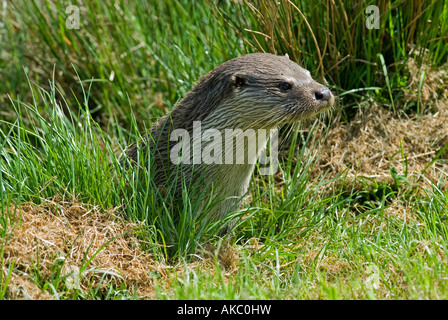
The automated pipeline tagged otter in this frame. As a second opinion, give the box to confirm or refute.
[122,53,334,233]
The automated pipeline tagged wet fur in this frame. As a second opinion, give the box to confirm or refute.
[123,53,334,232]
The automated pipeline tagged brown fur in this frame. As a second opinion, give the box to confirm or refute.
[122,53,334,232]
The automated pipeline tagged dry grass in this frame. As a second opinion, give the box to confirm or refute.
[313,60,448,192]
[1,199,161,299]
[1,198,243,299]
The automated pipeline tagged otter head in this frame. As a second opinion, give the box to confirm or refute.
[172,53,334,131]
[223,53,334,128]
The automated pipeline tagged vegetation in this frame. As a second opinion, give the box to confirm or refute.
[0,0,447,299]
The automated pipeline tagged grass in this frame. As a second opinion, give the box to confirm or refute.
[219,0,448,117]
[1,0,448,300]
[1,0,241,128]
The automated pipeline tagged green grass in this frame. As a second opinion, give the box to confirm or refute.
[1,0,242,128]
[219,0,448,117]
[0,77,228,260]
[1,0,448,300]
[3,0,447,125]
[1,80,447,299]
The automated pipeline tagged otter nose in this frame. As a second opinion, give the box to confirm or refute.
[314,88,332,101]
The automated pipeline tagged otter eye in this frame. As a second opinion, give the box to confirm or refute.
[279,82,292,91]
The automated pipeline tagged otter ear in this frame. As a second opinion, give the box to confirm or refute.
[231,73,248,88]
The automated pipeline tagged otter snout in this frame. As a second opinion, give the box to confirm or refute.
[314,88,332,102]
[310,84,335,112]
